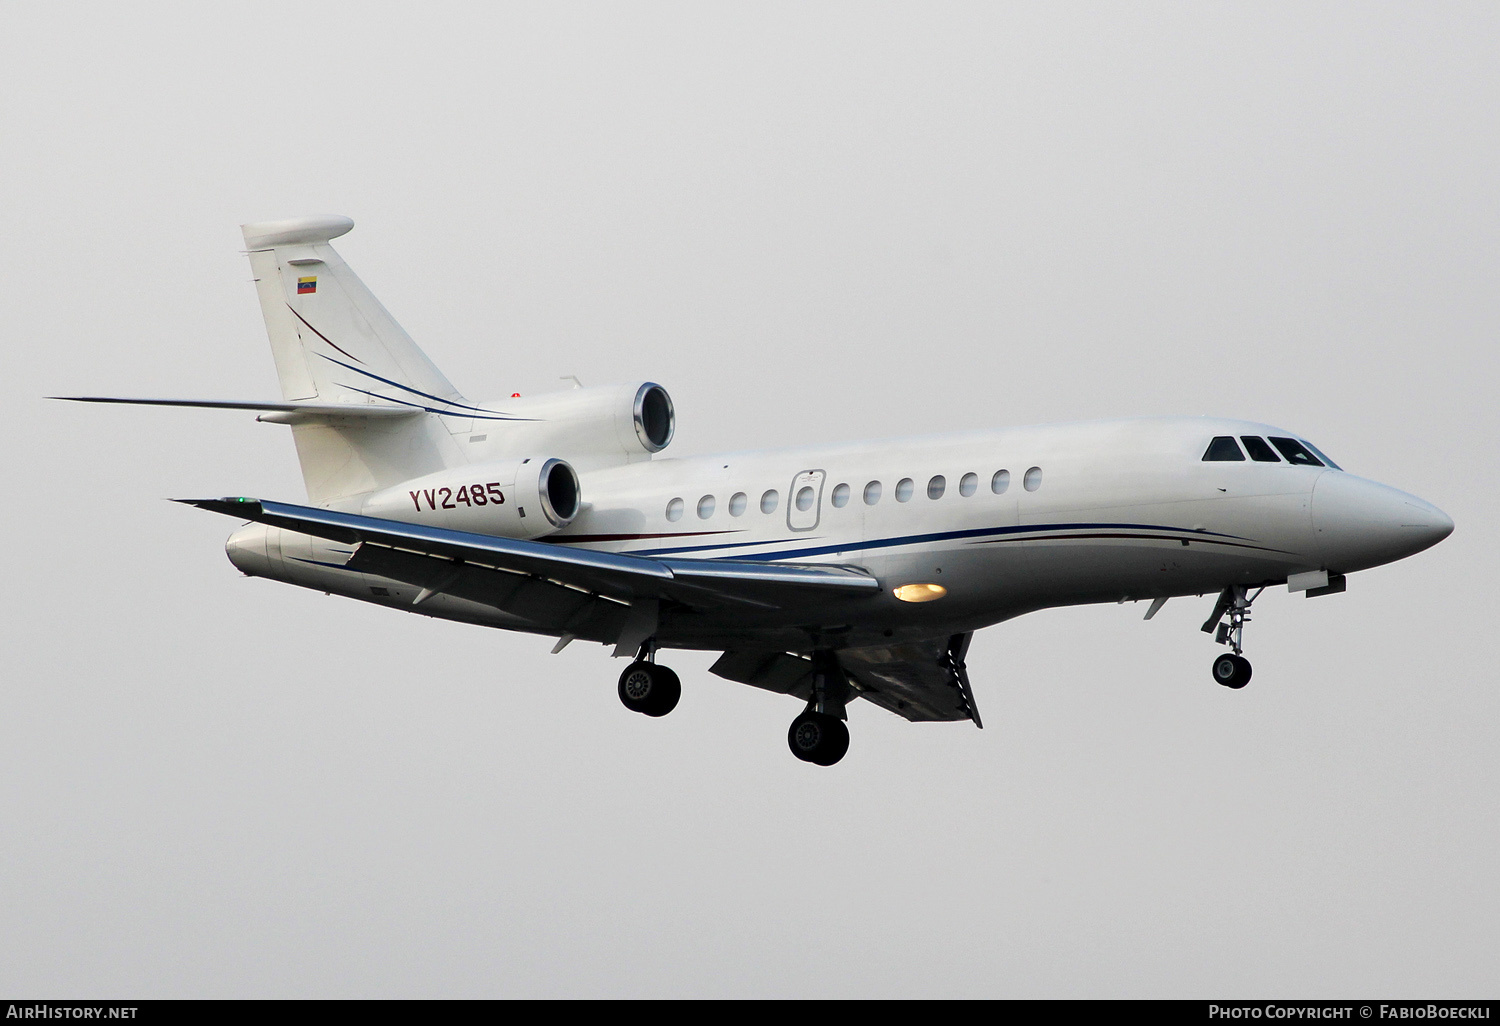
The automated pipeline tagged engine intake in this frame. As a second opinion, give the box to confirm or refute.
[538,458,580,524]
[634,383,674,452]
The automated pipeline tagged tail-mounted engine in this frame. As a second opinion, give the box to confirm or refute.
[362,457,580,540]
[480,381,674,465]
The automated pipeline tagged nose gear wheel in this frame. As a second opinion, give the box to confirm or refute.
[1213,652,1252,689]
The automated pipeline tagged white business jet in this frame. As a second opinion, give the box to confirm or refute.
[59,216,1454,766]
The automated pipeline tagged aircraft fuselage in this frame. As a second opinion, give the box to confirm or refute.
[225,415,1451,653]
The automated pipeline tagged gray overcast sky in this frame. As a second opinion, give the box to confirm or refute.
[2,2,1496,998]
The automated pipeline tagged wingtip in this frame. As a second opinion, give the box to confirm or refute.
[173,496,264,515]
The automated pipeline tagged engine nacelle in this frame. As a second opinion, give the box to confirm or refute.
[362,457,580,540]
[477,381,674,464]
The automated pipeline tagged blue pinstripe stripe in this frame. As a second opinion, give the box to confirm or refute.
[316,354,532,419]
[626,522,1245,562]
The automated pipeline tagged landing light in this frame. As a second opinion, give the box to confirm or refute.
[893,583,947,603]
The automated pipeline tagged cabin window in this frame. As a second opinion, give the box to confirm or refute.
[863,481,882,505]
[729,492,748,516]
[1202,436,1246,461]
[1268,437,1325,467]
[895,478,914,502]
[1240,436,1281,463]
[666,497,684,522]
[760,489,779,514]
[1024,466,1043,492]
[959,472,978,497]
[697,495,716,519]
[795,486,815,511]
[927,475,946,499]
[992,469,1010,494]
[831,483,850,508]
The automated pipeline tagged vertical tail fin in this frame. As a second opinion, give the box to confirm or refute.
[242,215,463,406]
[241,216,470,504]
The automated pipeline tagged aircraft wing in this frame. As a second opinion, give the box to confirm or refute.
[182,497,881,621]
[187,497,978,725]
[840,634,983,725]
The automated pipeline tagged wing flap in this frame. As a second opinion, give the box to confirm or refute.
[347,543,629,642]
[709,650,816,698]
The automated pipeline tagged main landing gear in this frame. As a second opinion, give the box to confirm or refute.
[788,711,849,767]
[787,652,851,766]
[613,641,852,765]
[617,641,680,717]
[1201,585,1263,689]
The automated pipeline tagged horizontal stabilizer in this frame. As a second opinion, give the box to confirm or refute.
[52,396,421,421]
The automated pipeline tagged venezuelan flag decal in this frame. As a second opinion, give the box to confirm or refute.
[297,276,317,294]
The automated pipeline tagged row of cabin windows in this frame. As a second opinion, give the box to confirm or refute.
[665,466,1044,522]
[1202,435,1340,469]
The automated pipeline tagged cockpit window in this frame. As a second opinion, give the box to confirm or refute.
[1203,436,1245,461]
[1300,440,1342,470]
[1240,436,1281,463]
[1268,437,1325,467]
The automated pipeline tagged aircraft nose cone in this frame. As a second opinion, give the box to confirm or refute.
[1312,472,1454,573]
[1403,497,1455,546]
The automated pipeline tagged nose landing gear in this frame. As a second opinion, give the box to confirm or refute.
[1202,585,1263,688]
[1212,652,1252,689]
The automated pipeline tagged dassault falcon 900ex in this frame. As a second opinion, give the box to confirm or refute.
[59,216,1455,766]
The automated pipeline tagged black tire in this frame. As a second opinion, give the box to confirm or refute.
[648,665,681,716]
[1212,653,1252,689]
[787,711,850,766]
[618,661,681,716]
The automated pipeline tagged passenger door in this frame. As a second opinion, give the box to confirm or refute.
[787,469,826,532]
